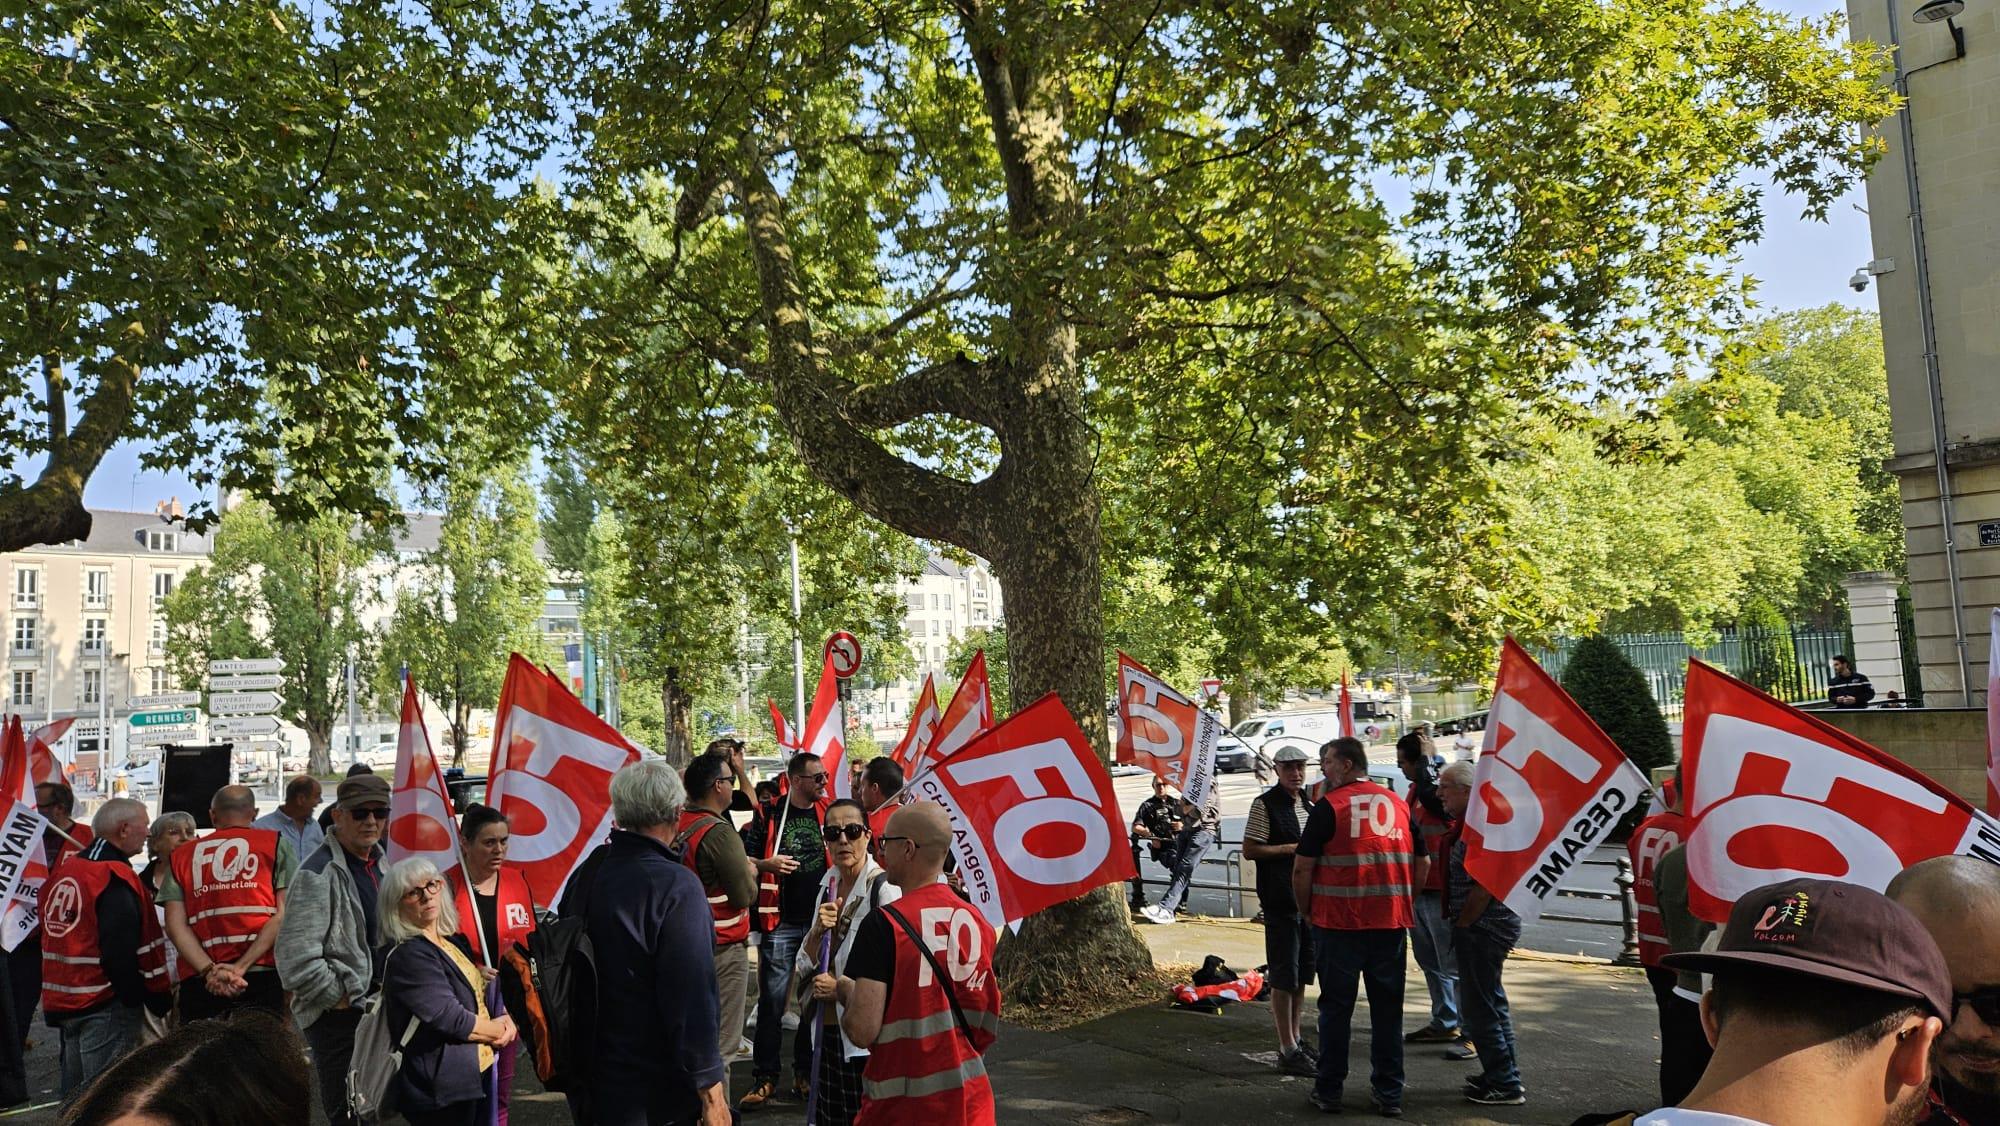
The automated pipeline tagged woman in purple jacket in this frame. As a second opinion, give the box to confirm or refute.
[379,858,517,1126]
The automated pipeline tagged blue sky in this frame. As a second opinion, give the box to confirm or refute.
[78,0,1873,513]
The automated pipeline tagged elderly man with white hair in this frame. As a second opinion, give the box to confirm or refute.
[569,757,730,1126]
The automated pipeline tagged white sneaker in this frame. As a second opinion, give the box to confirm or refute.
[1142,905,1175,926]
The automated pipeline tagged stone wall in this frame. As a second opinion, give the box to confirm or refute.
[1816,707,1987,806]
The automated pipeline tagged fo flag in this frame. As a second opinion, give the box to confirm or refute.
[0,717,55,952]
[769,699,798,754]
[486,655,642,907]
[801,651,848,800]
[1987,609,1999,814]
[1114,654,1220,810]
[911,652,994,781]
[388,682,462,883]
[1460,639,1654,923]
[906,694,1136,930]
[1683,659,2000,923]
[1337,675,1355,740]
[890,674,941,774]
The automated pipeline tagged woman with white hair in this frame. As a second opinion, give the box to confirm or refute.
[378,857,516,1126]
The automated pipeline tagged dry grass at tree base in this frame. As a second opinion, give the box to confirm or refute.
[1005,961,1198,1032]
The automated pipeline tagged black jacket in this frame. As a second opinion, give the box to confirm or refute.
[382,933,504,1112]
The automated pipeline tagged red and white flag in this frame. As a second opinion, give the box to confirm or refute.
[801,651,848,800]
[387,682,462,882]
[0,717,56,952]
[769,699,798,754]
[1337,674,1355,740]
[1987,609,1999,814]
[1460,639,1654,923]
[904,693,1137,930]
[485,654,642,907]
[1115,654,1220,810]
[1683,659,2000,923]
[27,719,73,788]
[889,674,941,774]
[911,651,994,780]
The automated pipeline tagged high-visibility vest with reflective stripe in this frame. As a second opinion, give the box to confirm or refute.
[856,882,1001,1126]
[1307,780,1417,931]
[1406,784,1455,893]
[675,810,750,947]
[1627,810,1688,968]
[167,827,281,978]
[41,852,170,1015]
[449,865,537,966]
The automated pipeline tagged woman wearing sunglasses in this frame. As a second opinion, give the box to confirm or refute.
[795,799,900,1126]
[379,857,518,1126]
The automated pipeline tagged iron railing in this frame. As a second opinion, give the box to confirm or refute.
[1536,623,1855,722]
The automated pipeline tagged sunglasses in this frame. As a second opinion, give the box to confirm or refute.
[403,879,445,902]
[825,824,869,842]
[1954,987,2000,1027]
[804,772,830,785]
[350,806,390,821]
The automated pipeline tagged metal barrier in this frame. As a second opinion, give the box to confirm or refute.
[1133,841,1643,967]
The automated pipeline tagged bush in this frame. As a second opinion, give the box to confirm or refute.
[1558,635,1677,774]
[1735,598,1797,698]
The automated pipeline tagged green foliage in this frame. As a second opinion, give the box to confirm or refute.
[1734,598,1797,696]
[160,500,381,773]
[541,455,599,578]
[1557,635,1676,773]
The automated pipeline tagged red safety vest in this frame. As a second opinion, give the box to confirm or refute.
[674,810,750,948]
[1627,810,1689,969]
[1307,780,1417,931]
[167,827,281,978]
[1406,784,1455,894]
[867,802,895,841]
[856,882,1001,1126]
[41,852,170,1015]
[47,822,93,869]
[449,865,538,966]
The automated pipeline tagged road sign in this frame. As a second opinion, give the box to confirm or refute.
[208,674,284,692]
[208,658,285,676]
[130,727,197,746]
[129,709,199,728]
[129,692,200,710]
[1199,678,1223,701]
[210,716,282,738]
[825,631,863,679]
[235,739,286,753]
[209,691,281,715]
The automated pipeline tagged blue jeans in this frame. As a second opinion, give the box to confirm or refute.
[1155,828,1213,914]
[1455,927,1521,1093]
[1313,927,1406,1107]
[753,923,812,1081]
[57,1003,140,1097]
[1410,891,1460,1030]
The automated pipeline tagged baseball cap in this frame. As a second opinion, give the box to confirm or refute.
[336,773,391,811]
[1273,746,1311,765]
[1660,878,1952,1020]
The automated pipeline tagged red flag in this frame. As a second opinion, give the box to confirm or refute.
[485,655,642,907]
[801,651,848,800]
[1459,639,1654,923]
[912,651,993,780]
[0,717,55,952]
[1114,654,1220,809]
[1987,609,1999,814]
[769,699,798,753]
[1338,674,1355,740]
[889,674,941,774]
[388,682,462,880]
[904,693,1137,930]
[1682,659,2000,923]
[27,719,73,788]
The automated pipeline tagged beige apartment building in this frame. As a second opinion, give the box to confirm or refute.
[1848,0,2000,706]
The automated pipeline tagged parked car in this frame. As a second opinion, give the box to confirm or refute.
[442,771,488,814]
[109,759,162,791]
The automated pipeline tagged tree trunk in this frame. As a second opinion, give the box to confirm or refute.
[1228,686,1260,726]
[662,667,693,768]
[307,726,332,777]
[451,699,471,770]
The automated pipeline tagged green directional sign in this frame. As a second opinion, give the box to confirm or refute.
[130,709,198,728]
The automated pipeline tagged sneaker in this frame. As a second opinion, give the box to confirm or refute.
[1307,1090,1344,1114]
[1370,1096,1403,1118]
[1404,1023,1458,1043]
[1467,1087,1527,1106]
[1444,1037,1479,1061]
[1141,905,1176,925]
[738,1080,779,1111]
[1463,1079,1530,1099]
[1298,1041,1321,1064]
[1279,1048,1318,1077]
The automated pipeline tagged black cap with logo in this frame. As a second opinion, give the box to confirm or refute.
[1660,877,1953,1020]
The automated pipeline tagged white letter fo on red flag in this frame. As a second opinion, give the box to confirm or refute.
[1460,639,1652,924]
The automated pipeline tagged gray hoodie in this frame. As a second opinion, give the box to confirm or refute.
[275,839,382,1029]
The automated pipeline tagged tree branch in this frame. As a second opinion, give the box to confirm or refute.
[0,320,144,552]
[841,354,994,430]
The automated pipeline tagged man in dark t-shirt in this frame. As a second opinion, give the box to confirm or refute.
[737,753,829,1108]
[1244,745,1317,1075]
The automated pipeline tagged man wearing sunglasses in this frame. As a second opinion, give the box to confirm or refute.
[278,773,391,1126]
[739,752,830,1111]
[1889,856,2000,1126]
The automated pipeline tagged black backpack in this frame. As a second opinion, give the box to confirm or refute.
[500,853,603,1100]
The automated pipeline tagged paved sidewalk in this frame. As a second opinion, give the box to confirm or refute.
[989,917,1662,1125]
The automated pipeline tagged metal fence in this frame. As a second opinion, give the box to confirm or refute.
[1536,622,1855,722]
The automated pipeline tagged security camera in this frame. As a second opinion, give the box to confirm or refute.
[1850,269,1871,292]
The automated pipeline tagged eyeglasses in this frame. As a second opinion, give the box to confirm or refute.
[804,772,830,785]
[716,774,736,787]
[350,806,390,821]
[1953,986,2000,1027]
[826,824,869,842]
[875,835,918,852]
[403,879,444,902]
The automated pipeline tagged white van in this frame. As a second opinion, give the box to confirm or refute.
[1224,702,1404,773]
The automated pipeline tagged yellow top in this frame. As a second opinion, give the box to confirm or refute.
[428,933,495,1072]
